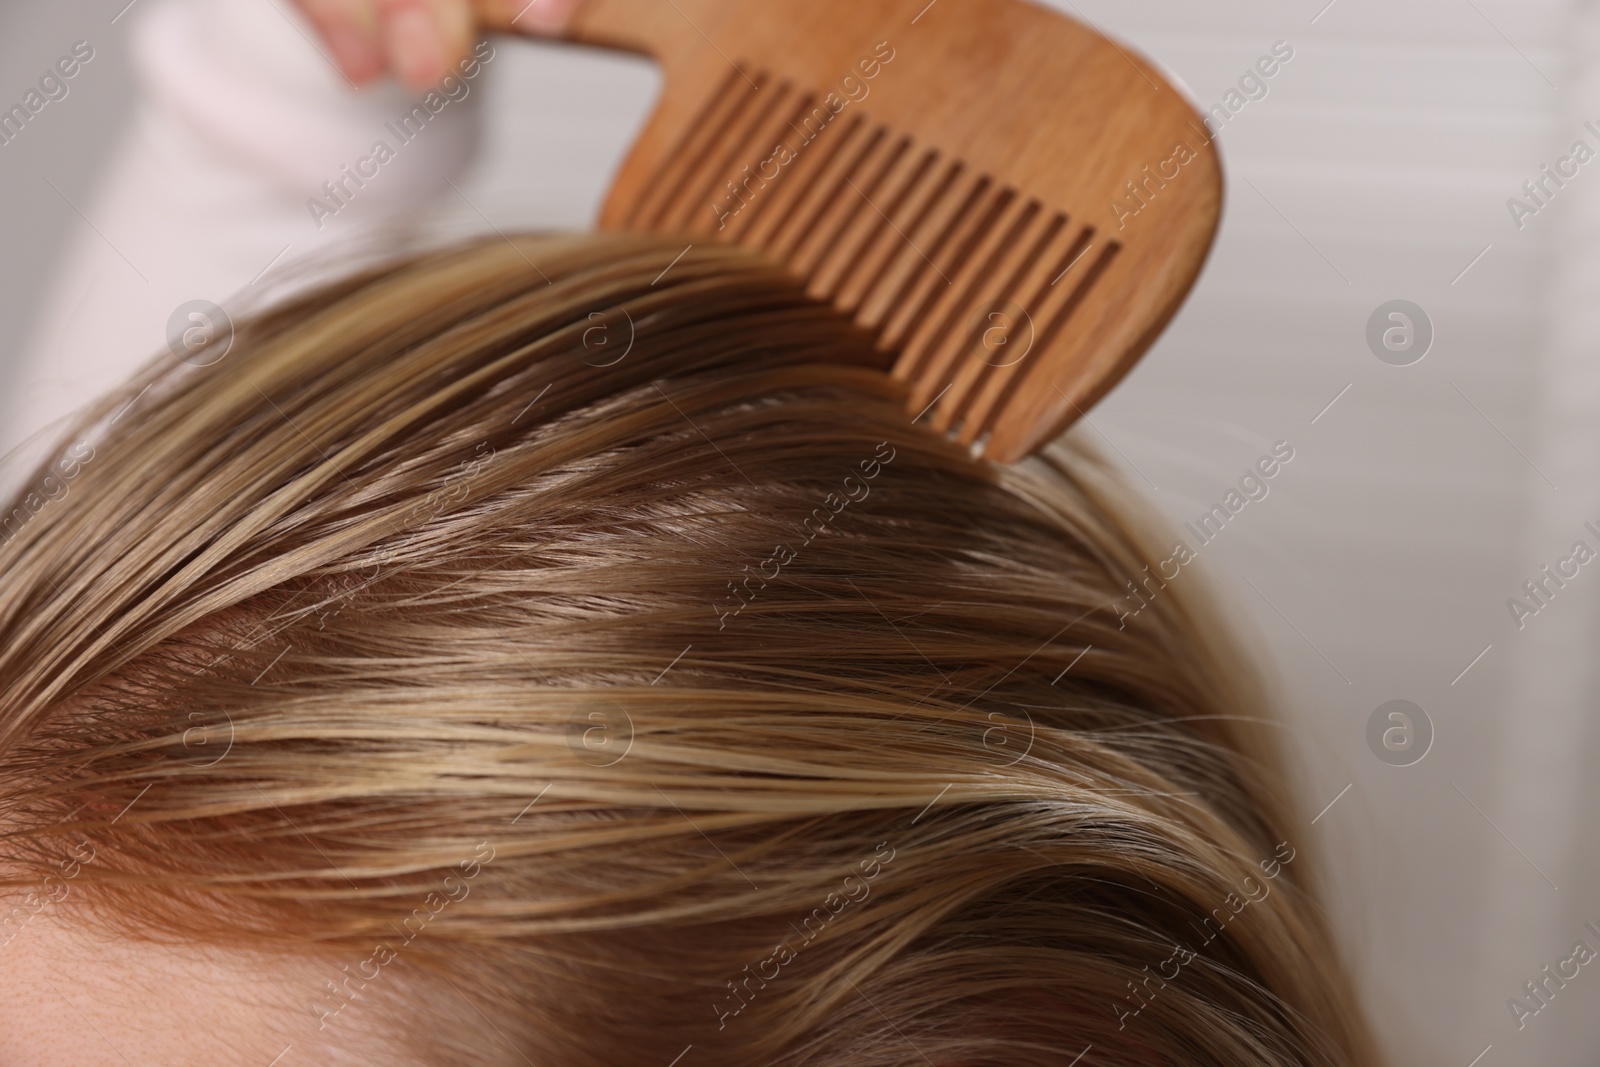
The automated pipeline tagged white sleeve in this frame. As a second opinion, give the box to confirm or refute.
[1,0,485,475]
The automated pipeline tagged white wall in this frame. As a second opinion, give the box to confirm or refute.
[0,0,135,409]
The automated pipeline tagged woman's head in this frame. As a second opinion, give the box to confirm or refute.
[0,233,1378,1065]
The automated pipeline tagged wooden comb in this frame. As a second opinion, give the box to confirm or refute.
[490,0,1221,463]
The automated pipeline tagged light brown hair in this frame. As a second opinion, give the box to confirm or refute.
[0,232,1382,1066]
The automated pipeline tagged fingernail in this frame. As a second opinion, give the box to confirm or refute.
[518,0,580,34]
[324,23,385,85]
[385,5,445,90]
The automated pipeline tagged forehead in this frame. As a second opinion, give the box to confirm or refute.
[0,898,411,1067]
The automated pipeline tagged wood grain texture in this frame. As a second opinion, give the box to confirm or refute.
[540,0,1222,462]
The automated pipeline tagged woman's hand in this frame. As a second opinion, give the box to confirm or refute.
[291,0,581,90]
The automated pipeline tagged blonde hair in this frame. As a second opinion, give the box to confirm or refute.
[0,232,1382,1066]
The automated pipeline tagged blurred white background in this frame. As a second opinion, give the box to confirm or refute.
[0,0,1594,1064]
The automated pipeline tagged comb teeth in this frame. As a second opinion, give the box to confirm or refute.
[632,65,1121,452]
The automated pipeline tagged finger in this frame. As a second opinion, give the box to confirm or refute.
[377,0,476,91]
[295,0,386,85]
[474,0,582,37]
